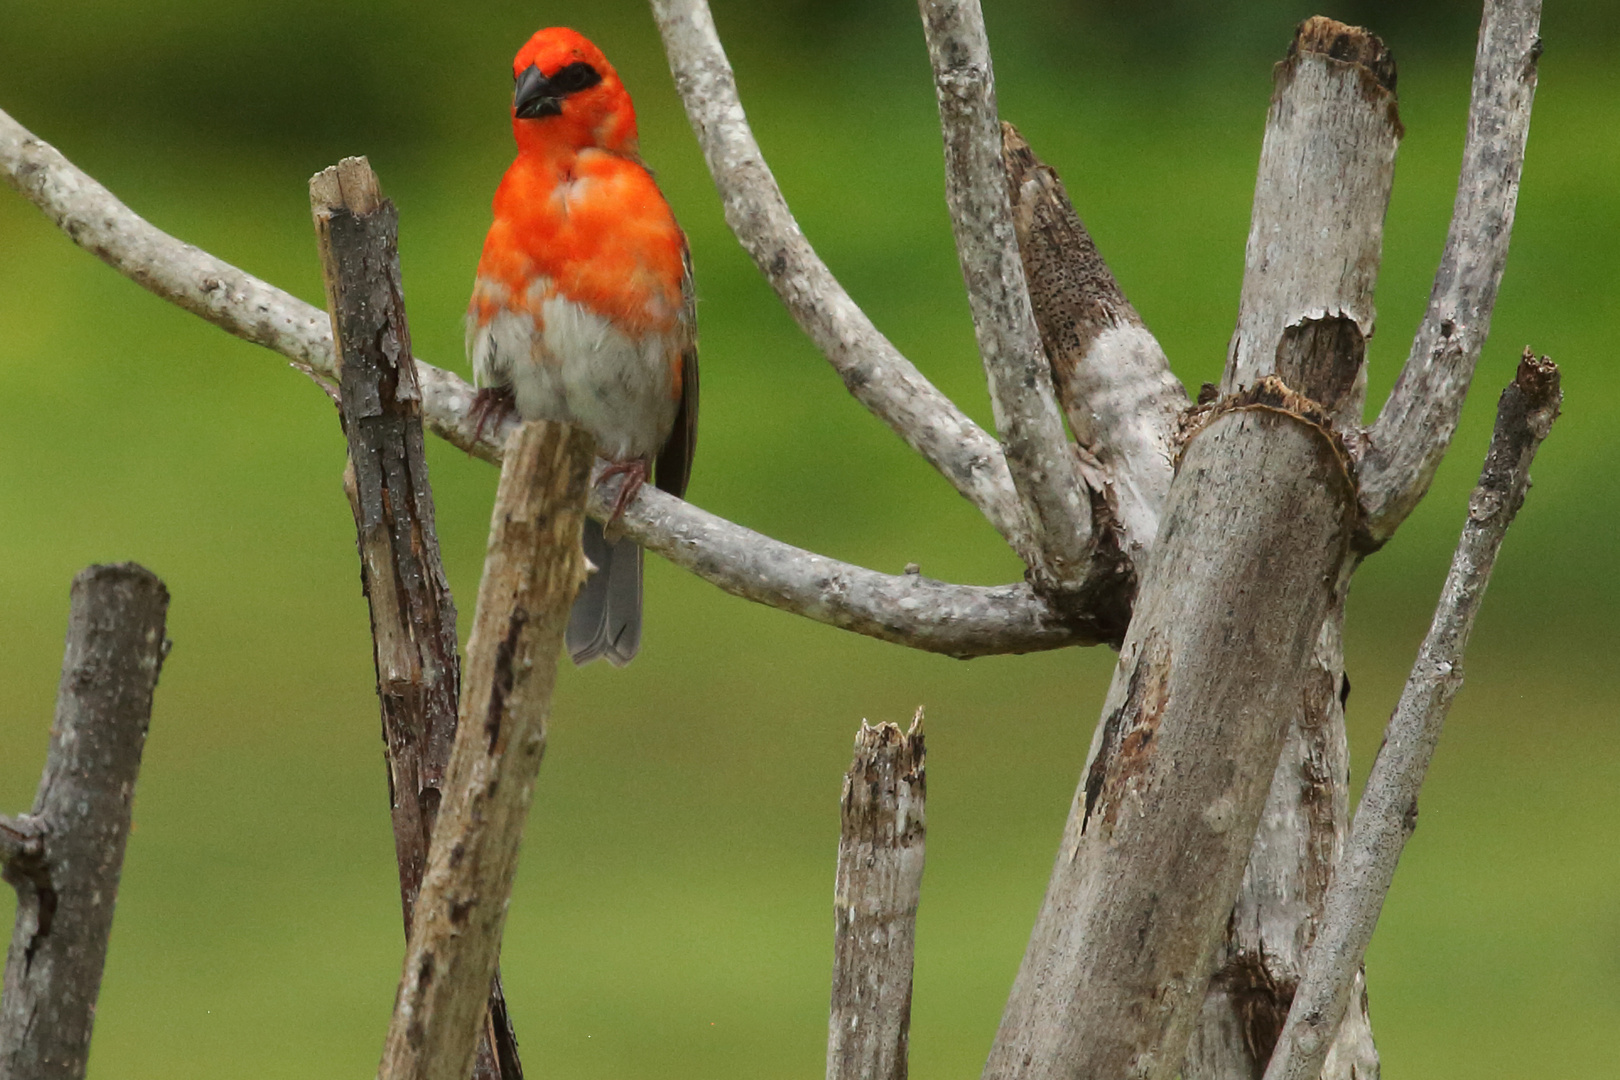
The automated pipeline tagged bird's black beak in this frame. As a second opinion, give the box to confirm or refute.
[513,64,562,119]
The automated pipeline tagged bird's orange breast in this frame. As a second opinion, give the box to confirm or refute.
[475,149,686,337]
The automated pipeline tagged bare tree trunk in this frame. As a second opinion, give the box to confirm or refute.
[827,714,926,1080]
[310,156,523,1080]
[377,420,593,1080]
[1187,18,1400,1079]
[0,565,169,1080]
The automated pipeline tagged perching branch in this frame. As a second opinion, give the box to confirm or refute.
[1002,123,1186,561]
[648,0,1032,557]
[310,157,522,1080]
[377,421,593,1080]
[1358,0,1542,544]
[1,564,169,1080]
[1265,351,1561,1080]
[827,713,926,1080]
[916,0,1101,601]
[0,105,1119,654]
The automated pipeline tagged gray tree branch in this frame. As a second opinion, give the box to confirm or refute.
[1,564,169,1080]
[1358,0,1542,544]
[1266,351,1560,1080]
[827,713,926,1080]
[648,0,1032,556]
[917,0,1101,602]
[0,105,1109,655]
[377,421,593,1080]
[310,157,522,1080]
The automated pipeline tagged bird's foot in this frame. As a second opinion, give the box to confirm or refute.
[597,458,649,535]
[468,386,516,449]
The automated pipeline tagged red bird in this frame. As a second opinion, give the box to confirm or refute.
[467,27,697,667]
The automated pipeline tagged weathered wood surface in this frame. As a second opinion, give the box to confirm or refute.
[1265,352,1560,1080]
[310,157,522,1080]
[1002,123,1185,566]
[1189,19,1397,1079]
[984,381,1358,1080]
[0,565,169,1080]
[377,420,593,1080]
[827,715,926,1080]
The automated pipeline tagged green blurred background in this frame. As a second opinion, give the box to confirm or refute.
[1,1,1615,1076]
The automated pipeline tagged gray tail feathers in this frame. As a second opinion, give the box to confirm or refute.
[567,518,643,667]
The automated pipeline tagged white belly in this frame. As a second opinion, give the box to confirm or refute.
[469,289,679,462]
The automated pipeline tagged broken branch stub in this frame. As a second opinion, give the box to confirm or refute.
[1002,122,1186,566]
[1,564,169,1080]
[827,713,926,1080]
[377,421,593,1080]
[1266,352,1561,1080]
[310,156,522,1080]
[985,383,1358,1080]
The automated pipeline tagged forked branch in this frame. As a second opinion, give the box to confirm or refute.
[1265,352,1561,1080]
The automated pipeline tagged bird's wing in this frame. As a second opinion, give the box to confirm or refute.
[654,239,698,500]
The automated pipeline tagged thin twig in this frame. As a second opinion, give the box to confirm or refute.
[648,0,1031,555]
[377,421,593,1080]
[311,157,522,1080]
[827,712,926,1080]
[0,105,1118,655]
[917,0,1098,599]
[1358,0,1542,544]
[1,564,169,1080]
[1264,351,1560,1080]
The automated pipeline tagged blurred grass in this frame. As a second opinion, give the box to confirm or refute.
[1,2,1616,1077]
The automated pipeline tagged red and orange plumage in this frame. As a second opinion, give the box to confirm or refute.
[468,27,697,666]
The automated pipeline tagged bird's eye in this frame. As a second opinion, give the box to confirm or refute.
[547,61,602,95]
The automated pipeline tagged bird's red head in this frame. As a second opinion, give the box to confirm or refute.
[510,28,638,156]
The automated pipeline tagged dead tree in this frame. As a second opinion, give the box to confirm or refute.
[0,0,1557,1077]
